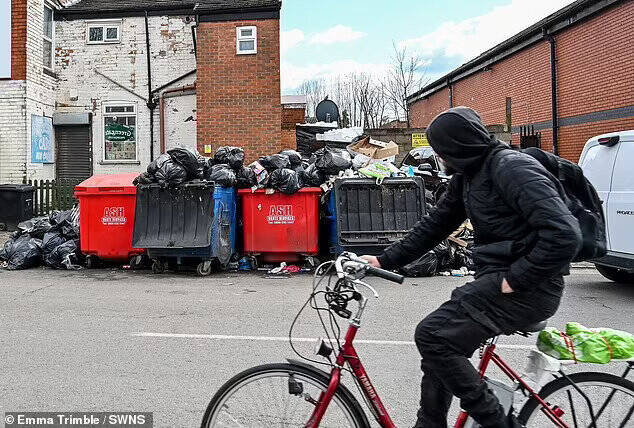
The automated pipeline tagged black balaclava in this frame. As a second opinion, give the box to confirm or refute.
[425,107,502,176]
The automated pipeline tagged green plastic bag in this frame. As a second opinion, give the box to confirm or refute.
[537,322,634,364]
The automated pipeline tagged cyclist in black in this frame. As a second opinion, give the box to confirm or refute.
[362,107,582,428]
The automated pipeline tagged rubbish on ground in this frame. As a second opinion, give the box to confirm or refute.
[0,234,43,270]
[399,251,438,277]
[282,265,301,273]
[268,262,287,274]
[45,239,82,270]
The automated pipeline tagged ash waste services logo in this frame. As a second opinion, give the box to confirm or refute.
[102,207,127,225]
[267,204,295,224]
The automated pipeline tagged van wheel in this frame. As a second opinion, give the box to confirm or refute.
[595,264,634,284]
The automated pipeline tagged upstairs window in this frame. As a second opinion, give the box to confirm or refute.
[236,26,257,55]
[43,5,54,70]
[87,20,121,44]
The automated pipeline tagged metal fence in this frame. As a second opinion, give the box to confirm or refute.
[23,179,82,216]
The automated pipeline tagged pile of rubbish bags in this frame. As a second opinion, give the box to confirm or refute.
[133,145,355,194]
[0,207,81,270]
[537,322,634,364]
[399,223,475,277]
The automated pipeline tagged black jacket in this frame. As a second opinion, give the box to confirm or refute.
[377,107,582,291]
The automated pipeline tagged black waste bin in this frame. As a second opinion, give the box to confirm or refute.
[0,184,35,231]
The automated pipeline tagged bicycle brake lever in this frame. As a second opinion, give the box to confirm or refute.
[353,279,379,298]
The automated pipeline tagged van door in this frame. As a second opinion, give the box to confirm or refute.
[606,141,634,254]
[579,142,620,248]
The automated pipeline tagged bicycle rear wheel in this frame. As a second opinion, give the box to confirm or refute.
[518,371,634,427]
[201,363,370,428]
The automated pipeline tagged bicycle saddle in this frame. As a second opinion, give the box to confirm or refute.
[514,320,548,335]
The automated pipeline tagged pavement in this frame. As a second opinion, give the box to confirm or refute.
[0,264,632,427]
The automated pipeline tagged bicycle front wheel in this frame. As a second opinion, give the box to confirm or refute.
[518,371,634,427]
[201,363,369,428]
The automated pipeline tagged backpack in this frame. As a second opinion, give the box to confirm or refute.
[522,147,607,262]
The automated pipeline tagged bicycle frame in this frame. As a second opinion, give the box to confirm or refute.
[305,325,571,428]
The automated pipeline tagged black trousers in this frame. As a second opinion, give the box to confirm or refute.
[414,272,563,428]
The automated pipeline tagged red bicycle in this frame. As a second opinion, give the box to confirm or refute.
[201,253,634,427]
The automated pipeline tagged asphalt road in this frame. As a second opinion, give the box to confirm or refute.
[0,266,632,427]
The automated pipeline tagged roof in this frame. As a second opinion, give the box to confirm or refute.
[59,0,281,17]
[194,0,281,12]
[61,0,197,13]
[281,95,307,105]
[407,0,622,104]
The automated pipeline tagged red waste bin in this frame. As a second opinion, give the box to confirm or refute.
[239,188,321,263]
[75,174,145,266]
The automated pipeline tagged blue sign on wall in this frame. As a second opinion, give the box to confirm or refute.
[31,115,54,164]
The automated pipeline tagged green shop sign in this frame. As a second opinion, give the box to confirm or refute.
[105,123,135,142]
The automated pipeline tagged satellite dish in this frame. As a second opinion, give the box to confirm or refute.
[315,98,339,123]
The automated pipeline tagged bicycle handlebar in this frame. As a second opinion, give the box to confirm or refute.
[366,265,405,284]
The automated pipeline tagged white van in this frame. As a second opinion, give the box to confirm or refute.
[578,130,634,283]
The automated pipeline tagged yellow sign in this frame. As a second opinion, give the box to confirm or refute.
[412,133,429,148]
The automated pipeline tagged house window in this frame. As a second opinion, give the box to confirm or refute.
[87,20,121,44]
[236,26,257,54]
[43,5,54,70]
[103,104,137,161]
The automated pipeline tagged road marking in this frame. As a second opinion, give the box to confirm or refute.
[130,332,534,350]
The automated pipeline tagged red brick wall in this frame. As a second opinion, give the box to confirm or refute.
[408,1,634,162]
[282,106,304,129]
[11,0,27,80]
[196,19,281,162]
[409,87,449,127]
[280,106,304,151]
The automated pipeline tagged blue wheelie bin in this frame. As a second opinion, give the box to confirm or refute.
[132,182,236,276]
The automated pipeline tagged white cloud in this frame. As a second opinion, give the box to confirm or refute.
[309,25,366,45]
[400,0,575,62]
[281,29,305,54]
[281,60,388,91]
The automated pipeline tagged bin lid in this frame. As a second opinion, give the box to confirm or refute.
[238,187,322,195]
[75,174,138,195]
[0,184,35,192]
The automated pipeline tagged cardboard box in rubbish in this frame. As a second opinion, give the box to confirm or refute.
[347,136,399,163]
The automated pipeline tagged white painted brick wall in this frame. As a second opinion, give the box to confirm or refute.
[0,81,28,183]
[55,14,197,176]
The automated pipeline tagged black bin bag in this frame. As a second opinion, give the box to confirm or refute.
[270,168,301,194]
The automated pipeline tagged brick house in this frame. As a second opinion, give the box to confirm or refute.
[0,0,282,183]
[407,0,634,162]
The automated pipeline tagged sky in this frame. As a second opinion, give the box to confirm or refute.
[281,0,576,93]
[0,0,576,83]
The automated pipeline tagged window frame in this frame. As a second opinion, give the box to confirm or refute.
[236,26,257,55]
[86,19,122,45]
[102,101,139,164]
[43,4,54,71]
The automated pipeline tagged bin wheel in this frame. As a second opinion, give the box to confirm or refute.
[85,255,97,269]
[305,256,320,268]
[152,261,165,274]
[129,255,145,270]
[249,256,258,270]
[0,223,6,231]
[197,261,213,276]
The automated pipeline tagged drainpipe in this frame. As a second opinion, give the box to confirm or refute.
[159,84,197,153]
[545,31,559,156]
[447,77,454,108]
[145,11,157,162]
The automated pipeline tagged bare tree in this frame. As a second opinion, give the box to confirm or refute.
[297,79,327,118]
[382,42,428,126]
